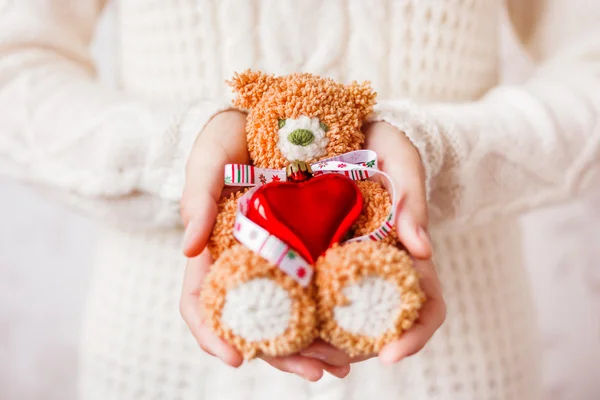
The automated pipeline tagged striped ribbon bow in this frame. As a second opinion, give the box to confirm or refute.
[224,150,397,287]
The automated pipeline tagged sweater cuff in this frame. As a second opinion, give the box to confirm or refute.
[151,100,233,204]
[369,100,444,200]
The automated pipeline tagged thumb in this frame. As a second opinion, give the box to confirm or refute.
[386,154,432,260]
[180,141,227,258]
[365,122,431,260]
[180,111,248,257]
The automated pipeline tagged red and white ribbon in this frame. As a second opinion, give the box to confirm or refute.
[225,150,397,287]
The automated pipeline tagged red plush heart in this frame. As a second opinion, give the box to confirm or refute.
[246,174,363,264]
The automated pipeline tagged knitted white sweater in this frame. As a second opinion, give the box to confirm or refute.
[1,1,599,399]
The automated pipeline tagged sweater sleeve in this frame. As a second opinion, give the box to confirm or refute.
[372,0,600,226]
[0,1,229,228]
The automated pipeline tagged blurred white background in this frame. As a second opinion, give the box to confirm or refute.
[1,4,599,400]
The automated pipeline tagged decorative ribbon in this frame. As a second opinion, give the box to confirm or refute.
[224,150,397,287]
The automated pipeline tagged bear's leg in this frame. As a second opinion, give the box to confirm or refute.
[315,241,425,358]
[200,244,317,359]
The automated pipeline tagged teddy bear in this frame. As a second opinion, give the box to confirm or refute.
[200,70,425,360]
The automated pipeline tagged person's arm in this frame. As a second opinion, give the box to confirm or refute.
[373,0,600,227]
[0,0,229,228]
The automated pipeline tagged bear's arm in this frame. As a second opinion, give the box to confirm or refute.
[351,180,400,247]
[208,189,249,260]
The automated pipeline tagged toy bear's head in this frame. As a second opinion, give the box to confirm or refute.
[228,70,377,169]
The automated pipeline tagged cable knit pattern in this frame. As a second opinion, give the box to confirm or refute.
[0,1,230,227]
[0,0,598,399]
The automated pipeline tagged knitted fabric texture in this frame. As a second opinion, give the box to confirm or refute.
[1,0,599,399]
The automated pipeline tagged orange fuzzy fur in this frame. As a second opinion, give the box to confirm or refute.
[315,241,425,357]
[208,189,248,260]
[200,70,424,359]
[228,70,376,170]
[200,245,317,359]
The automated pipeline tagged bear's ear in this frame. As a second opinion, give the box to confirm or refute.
[227,69,276,109]
[348,80,377,119]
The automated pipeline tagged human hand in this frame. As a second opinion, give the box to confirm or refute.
[298,262,444,365]
[181,251,352,380]
[364,121,446,364]
[302,122,446,365]
[180,110,250,257]
[179,110,351,380]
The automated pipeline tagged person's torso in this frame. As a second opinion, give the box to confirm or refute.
[83,5,542,398]
[115,0,503,103]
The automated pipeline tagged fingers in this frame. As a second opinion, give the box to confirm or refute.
[180,111,248,257]
[396,194,432,260]
[181,144,235,257]
[262,354,351,381]
[364,122,431,260]
[323,363,352,379]
[300,340,376,366]
[263,340,356,380]
[262,355,325,382]
[180,251,244,367]
[181,194,219,258]
[299,339,352,366]
[378,298,445,364]
[364,123,443,365]
[378,259,446,365]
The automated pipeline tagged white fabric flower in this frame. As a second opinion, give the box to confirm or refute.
[277,116,329,162]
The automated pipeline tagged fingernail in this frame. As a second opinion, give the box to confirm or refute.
[182,220,197,252]
[306,369,324,382]
[379,343,405,365]
[328,364,351,379]
[379,352,402,366]
[291,364,323,382]
[339,364,351,377]
[300,351,328,361]
[418,226,431,248]
[214,346,242,369]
